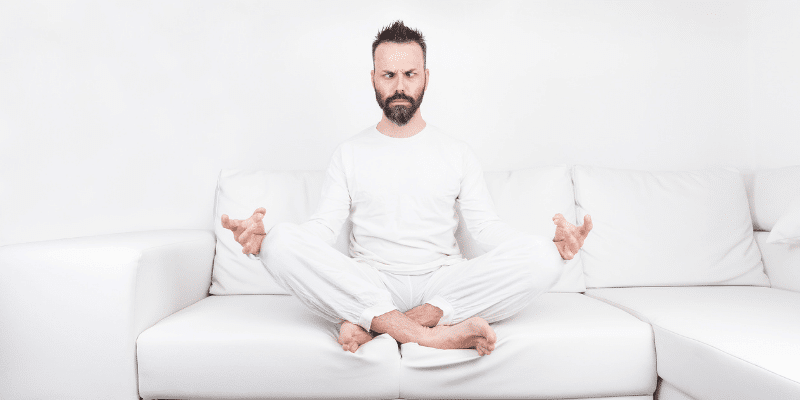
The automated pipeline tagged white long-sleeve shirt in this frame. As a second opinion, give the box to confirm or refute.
[299,124,531,275]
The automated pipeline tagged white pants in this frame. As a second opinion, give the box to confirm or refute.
[260,222,564,332]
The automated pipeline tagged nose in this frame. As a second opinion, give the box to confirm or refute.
[394,73,406,94]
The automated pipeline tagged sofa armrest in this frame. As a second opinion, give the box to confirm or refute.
[755,231,800,293]
[0,229,215,400]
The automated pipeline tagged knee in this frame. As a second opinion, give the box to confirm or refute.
[520,236,563,288]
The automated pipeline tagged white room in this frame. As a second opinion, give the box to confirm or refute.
[3,2,800,400]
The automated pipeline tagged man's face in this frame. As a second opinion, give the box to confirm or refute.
[371,42,429,126]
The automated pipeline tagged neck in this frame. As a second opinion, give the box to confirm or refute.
[376,110,426,138]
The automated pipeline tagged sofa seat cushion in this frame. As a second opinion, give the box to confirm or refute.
[398,293,657,399]
[136,295,401,400]
[585,286,800,400]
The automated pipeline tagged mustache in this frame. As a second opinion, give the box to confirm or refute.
[386,93,415,105]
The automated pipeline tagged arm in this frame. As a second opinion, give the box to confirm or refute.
[224,145,352,255]
[300,144,352,247]
[456,144,534,254]
[0,229,215,400]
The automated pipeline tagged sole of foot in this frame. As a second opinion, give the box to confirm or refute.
[337,320,375,353]
[428,316,497,356]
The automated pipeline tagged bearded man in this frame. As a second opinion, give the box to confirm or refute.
[222,20,592,356]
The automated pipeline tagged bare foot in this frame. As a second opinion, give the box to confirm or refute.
[369,310,496,356]
[337,321,375,353]
[424,317,497,356]
[405,303,443,328]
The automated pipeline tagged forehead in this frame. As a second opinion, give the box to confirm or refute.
[374,42,424,70]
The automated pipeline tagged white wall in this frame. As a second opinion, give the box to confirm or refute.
[746,1,800,171]
[0,0,797,246]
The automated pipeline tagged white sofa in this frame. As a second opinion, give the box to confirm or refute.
[2,164,799,400]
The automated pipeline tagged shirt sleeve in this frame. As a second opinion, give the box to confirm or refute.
[456,143,532,254]
[299,144,352,247]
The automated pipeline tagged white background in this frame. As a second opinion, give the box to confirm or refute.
[1,0,798,246]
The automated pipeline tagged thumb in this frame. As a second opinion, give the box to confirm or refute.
[252,207,267,221]
[580,214,593,235]
[221,214,231,229]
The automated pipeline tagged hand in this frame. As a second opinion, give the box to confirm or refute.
[221,208,267,255]
[552,214,593,260]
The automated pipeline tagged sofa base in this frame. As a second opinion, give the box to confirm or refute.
[143,397,653,400]
[654,378,697,400]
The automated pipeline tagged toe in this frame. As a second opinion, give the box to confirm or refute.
[486,326,497,344]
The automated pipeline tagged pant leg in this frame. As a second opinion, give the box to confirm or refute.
[260,222,398,332]
[421,234,564,325]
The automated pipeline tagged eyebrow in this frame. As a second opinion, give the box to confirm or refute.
[382,69,418,74]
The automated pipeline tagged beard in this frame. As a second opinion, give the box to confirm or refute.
[374,85,426,126]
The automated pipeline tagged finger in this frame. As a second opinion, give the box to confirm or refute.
[553,221,568,242]
[221,214,230,228]
[223,216,244,234]
[252,207,267,221]
[250,221,266,236]
[567,232,580,255]
[580,214,594,236]
[552,213,566,225]
[243,218,266,236]
[222,215,241,231]
[239,226,253,245]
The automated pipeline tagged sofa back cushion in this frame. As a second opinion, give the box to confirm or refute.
[573,165,769,289]
[211,166,584,295]
[743,165,800,232]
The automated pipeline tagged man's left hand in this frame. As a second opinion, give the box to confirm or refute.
[553,214,593,260]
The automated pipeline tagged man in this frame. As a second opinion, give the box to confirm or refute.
[221,21,592,356]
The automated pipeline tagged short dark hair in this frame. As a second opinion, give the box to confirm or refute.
[372,20,426,69]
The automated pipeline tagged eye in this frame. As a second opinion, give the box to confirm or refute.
[406,72,416,77]
[384,72,394,78]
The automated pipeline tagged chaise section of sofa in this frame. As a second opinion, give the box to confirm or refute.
[585,287,800,400]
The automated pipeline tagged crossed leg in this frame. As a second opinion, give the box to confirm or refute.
[338,233,564,355]
[357,233,562,353]
[261,222,499,355]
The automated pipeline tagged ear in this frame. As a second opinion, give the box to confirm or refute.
[424,69,430,91]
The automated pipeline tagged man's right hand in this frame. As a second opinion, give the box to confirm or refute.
[221,208,267,255]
